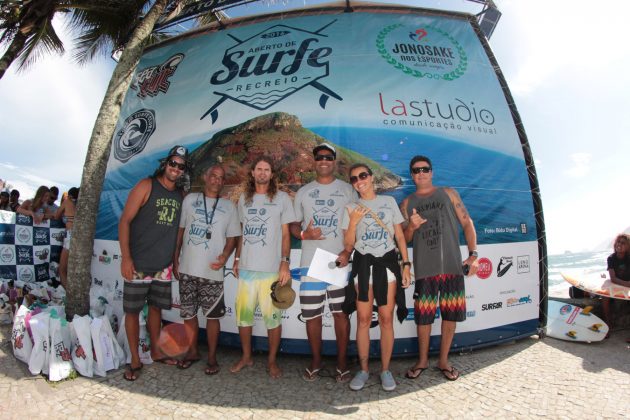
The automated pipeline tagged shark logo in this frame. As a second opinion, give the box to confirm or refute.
[202,21,342,124]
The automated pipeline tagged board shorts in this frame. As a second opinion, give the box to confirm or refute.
[413,273,466,325]
[123,265,173,314]
[62,230,72,250]
[178,273,226,320]
[299,276,345,321]
[235,269,281,330]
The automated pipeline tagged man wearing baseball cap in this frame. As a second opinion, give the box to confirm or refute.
[119,145,189,381]
[290,142,356,382]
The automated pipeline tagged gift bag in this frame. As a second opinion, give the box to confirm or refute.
[91,316,125,377]
[117,313,153,365]
[70,315,94,378]
[11,305,33,364]
[28,311,51,375]
[48,312,73,382]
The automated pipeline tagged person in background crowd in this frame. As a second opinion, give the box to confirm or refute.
[46,186,59,213]
[173,164,240,374]
[231,156,296,379]
[9,189,20,212]
[341,163,411,392]
[401,155,478,382]
[290,143,355,383]
[118,146,188,381]
[0,191,10,211]
[16,185,53,224]
[55,187,79,289]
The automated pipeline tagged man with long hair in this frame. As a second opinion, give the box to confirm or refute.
[231,156,296,378]
[118,145,189,381]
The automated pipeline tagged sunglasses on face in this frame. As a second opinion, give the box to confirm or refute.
[349,171,371,184]
[314,154,335,162]
[411,166,432,174]
[167,160,186,170]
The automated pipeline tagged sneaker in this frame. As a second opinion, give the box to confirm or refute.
[349,370,369,391]
[380,370,396,391]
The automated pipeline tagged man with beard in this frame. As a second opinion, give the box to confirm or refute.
[119,146,188,381]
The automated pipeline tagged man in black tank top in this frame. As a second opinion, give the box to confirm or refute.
[118,145,188,381]
[400,155,479,382]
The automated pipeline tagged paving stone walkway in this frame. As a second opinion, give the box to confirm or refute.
[1,324,628,418]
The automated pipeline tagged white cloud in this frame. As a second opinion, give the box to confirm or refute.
[563,152,591,178]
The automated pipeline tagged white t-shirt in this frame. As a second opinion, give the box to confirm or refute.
[341,195,404,258]
[293,179,356,266]
[238,191,296,272]
[178,193,240,281]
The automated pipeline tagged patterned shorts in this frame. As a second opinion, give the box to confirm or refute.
[178,273,226,320]
[235,270,281,330]
[299,276,345,321]
[413,274,466,325]
[123,266,173,314]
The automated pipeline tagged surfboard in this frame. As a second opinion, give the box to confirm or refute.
[561,271,630,300]
[546,300,608,342]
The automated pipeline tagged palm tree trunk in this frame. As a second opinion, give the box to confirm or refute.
[66,0,170,318]
[0,30,27,80]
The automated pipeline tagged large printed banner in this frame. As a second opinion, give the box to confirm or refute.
[0,210,64,283]
[93,9,541,354]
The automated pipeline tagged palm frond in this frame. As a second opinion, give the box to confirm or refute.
[15,17,64,72]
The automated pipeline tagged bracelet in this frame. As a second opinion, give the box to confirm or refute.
[234,257,240,261]
[402,261,411,268]
[469,250,478,258]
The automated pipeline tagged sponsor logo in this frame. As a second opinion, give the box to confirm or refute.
[476,257,492,279]
[113,109,156,163]
[497,256,513,277]
[16,227,31,243]
[465,294,474,300]
[309,189,320,199]
[312,207,339,237]
[506,295,532,307]
[16,246,33,265]
[51,231,65,243]
[93,277,103,287]
[131,53,185,98]
[33,229,48,244]
[243,216,269,246]
[517,255,530,274]
[499,289,516,295]
[466,310,476,318]
[202,21,341,124]
[15,214,31,225]
[98,250,111,265]
[481,301,502,311]
[34,248,49,261]
[0,246,14,263]
[18,267,34,282]
[377,24,467,81]
[559,304,572,315]
[520,223,527,234]
[259,208,266,216]
[0,229,14,241]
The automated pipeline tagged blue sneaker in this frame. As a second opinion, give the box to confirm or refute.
[349,370,369,391]
[380,370,396,391]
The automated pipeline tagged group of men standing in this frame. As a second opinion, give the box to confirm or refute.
[118,143,478,386]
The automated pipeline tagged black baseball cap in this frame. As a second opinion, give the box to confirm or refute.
[312,143,336,159]
[166,145,189,162]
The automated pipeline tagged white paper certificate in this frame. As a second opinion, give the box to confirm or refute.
[306,248,351,287]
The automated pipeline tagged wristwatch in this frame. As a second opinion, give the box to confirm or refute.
[469,250,478,258]
[402,261,411,268]
[281,256,290,264]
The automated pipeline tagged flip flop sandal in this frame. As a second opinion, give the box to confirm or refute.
[153,357,178,366]
[437,366,460,381]
[123,363,143,381]
[335,368,351,383]
[177,359,200,370]
[405,366,428,379]
[205,363,220,375]
[302,367,322,382]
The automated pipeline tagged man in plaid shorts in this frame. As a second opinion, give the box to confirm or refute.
[400,155,479,381]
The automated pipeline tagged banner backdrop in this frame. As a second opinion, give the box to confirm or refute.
[92,8,541,355]
[0,210,64,283]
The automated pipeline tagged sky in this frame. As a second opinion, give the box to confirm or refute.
[0,0,628,255]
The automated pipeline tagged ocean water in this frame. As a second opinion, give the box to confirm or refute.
[547,250,610,296]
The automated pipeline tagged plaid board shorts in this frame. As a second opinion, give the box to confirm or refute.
[299,276,345,320]
[413,273,466,325]
[235,270,281,330]
[178,273,226,320]
[123,266,173,314]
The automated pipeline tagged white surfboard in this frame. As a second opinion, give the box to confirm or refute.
[561,271,630,301]
[546,300,608,342]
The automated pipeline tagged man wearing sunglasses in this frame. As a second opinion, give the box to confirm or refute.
[118,145,188,381]
[290,143,356,382]
[400,155,479,382]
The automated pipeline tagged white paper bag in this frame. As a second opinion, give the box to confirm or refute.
[28,311,51,375]
[48,314,73,382]
[117,313,153,365]
[70,315,94,378]
[11,305,33,364]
